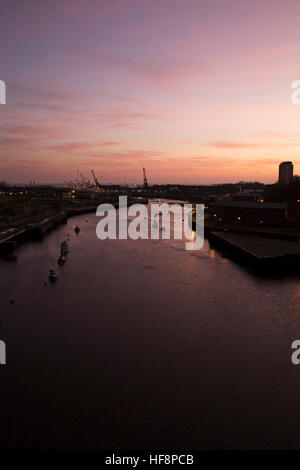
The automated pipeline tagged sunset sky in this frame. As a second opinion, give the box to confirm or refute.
[1,0,300,184]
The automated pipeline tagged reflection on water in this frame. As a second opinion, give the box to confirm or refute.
[0,207,300,449]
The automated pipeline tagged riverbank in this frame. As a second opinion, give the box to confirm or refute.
[201,214,300,241]
[0,197,148,256]
[209,231,300,269]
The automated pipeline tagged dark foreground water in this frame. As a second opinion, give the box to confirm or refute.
[1,207,300,449]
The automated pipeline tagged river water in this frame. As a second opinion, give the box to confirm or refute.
[1,205,300,449]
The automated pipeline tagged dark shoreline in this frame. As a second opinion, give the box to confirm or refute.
[0,197,148,257]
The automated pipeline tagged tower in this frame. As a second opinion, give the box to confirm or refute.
[278,161,293,185]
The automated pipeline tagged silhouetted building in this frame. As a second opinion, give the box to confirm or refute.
[231,189,264,202]
[214,200,288,226]
[278,161,293,185]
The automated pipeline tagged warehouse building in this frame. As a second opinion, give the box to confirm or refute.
[214,200,288,226]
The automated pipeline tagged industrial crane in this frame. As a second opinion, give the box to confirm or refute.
[64,179,79,189]
[75,179,85,189]
[143,167,148,189]
[91,169,100,189]
[76,169,91,188]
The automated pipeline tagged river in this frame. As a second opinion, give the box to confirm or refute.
[0,205,300,449]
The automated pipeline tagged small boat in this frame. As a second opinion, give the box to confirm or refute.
[58,255,66,265]
[60,241,69,254]
[74,225,80,234]
[48,269,58,282]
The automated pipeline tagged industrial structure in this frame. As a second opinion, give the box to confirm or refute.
[64,169,101,191]
[278,161,293,185]
[214,200,289,226]
[143,167,148,189]
[91,169,100,189]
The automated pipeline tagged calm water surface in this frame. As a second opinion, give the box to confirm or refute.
[1,207,300,449]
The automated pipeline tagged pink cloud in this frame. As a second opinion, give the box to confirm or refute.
[92,110,167,129]
[0,137,41,150]
[64,150,164,165]
[82,51,209,85]
[51,142,121,152]
[208,141,262,149]
[10,83,77,102]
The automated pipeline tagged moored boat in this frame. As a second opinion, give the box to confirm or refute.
[48,269,58,282]
[58,255,66,265]
[60,241,69,254]
[74,225,80,234]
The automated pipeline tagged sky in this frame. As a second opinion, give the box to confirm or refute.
[1,0,300,184]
